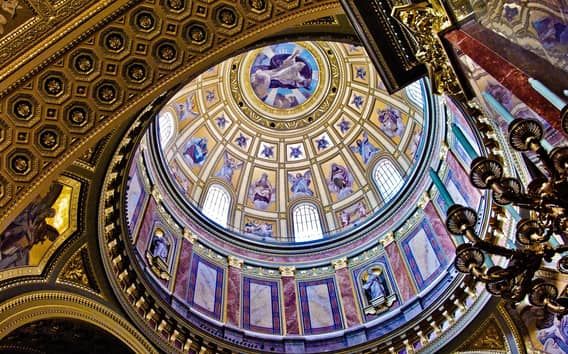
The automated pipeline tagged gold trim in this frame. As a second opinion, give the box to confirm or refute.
[0,291,157,353]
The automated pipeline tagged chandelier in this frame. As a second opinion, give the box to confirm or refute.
[445,117,568,315]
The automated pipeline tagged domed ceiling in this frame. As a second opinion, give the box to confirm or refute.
[155,41,429,242]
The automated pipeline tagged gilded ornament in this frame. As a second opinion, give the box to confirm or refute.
[249,0,265,11]
[14,100,32,119]
[105,33,125,51]
[218,9,236,26]
[279,265,296,276]
[68,107,87,125]
[128,63,147,82]
[44,77,64,96]
[11,155,29,173]
[136,13,155,31]
[74,54,94,73]
[158,43,177,62]
[98,84,117,103]
[39,130,58,149]
[167,0,184,11]
[189,25,206,42]
[392,1,462,96]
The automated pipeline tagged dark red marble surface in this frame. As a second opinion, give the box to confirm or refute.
[385,242,416,302]
[445,29,564,133]
[281,276,300,335]
[173,238,193,301]
[226,266,242,326]
[335,267,361,327]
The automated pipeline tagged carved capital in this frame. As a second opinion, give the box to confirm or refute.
[228,256,243,269]
[279,266,296,277]
[183,228,197,244]
[380,232,395,247]
[331,257,348,270]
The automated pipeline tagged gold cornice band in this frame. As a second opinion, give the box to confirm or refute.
[0,290,157,354]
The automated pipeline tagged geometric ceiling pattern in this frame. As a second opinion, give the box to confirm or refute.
[149,41,429,241]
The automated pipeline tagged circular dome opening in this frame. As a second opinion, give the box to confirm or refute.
[147,41,437,245]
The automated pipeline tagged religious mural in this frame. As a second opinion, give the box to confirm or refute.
[249,43,319,109]
[248,171,276,210]
[215,152,243,185]
[327,163,354,200]
[288,170,314,198]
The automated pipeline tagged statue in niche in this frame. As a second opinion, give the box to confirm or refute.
[146,229,171,280]
[216,152,243,184]
[361,266,396,315]
[0,183,62,270]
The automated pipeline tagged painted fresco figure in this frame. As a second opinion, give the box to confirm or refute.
[0,184,62,269]
[216,152,243,183]
[377,108,405,139]
[327,163,353,200]
[288,171,313,197]
[249,173,275,209]
[351,132,380,164]
[184,137,208,166]
[244,220,273,237]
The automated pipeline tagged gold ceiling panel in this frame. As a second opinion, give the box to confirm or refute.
[0,0,342,231]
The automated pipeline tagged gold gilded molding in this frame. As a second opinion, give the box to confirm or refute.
[279,265,296,277]
[0,290,157,353]
[331,257,348,270]
[57,246,91,289]
[228,256,243,269]
[392,1,462,96]
[456,314,508,352]
[0,0,343,233]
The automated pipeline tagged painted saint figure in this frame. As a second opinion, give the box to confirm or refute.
[351,132,380,164]
[377,108,405,139]
[327,163,353,200]
[362,268,388,302]
[288,171,314,197]
[249,173,275,209]
[216,152,243,183]
[244,220,273,237]
[183,137,208,166]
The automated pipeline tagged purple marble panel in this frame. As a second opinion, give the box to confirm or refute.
[242,277,281,334]
[385,243,415,302]
[135,198,157,256]
[226,266,241,327]
[282,276,300,335]
[335,268,361,327]
[173,238,193,301]
[423,202,456,261]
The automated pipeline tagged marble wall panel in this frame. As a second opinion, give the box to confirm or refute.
[281,276,300,335]
[401,220,448,290]
[135,198,157,256]
[187,255,223,320]
[298,279,343,334]
[173,238,193,301]
[126,166,147,235]
[335,267,361,327]
[242,278,281,334]
[384,243,416,302]
[226,266,241,327]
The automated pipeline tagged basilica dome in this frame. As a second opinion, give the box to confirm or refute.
[151,41,433,244]
[117,40,491,353]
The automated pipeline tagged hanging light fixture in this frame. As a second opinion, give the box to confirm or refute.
[445,117,568,316]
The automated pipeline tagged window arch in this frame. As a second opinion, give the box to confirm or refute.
[405,81,424,109]
[158,111,175,148]
[292,202,323,242]
[202,184,231,227]
[373,159,404,203]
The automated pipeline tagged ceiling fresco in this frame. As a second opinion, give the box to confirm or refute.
[152,41,430,242]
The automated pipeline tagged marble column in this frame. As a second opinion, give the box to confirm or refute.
[444,23,566,133]
[279,266,300,335]
[173,229,196,301]
[382,234,416,302]
[226,256,243,327]
[332,257,362,328]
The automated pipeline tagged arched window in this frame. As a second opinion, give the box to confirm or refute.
[292,203,323,242]
[373,159,404,203]
[405,81,424,109]
[202,184,231,227]
[158,112,175,148]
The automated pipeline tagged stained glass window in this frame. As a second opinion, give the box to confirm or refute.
[202,184,231,227]
[373,159,404,202]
